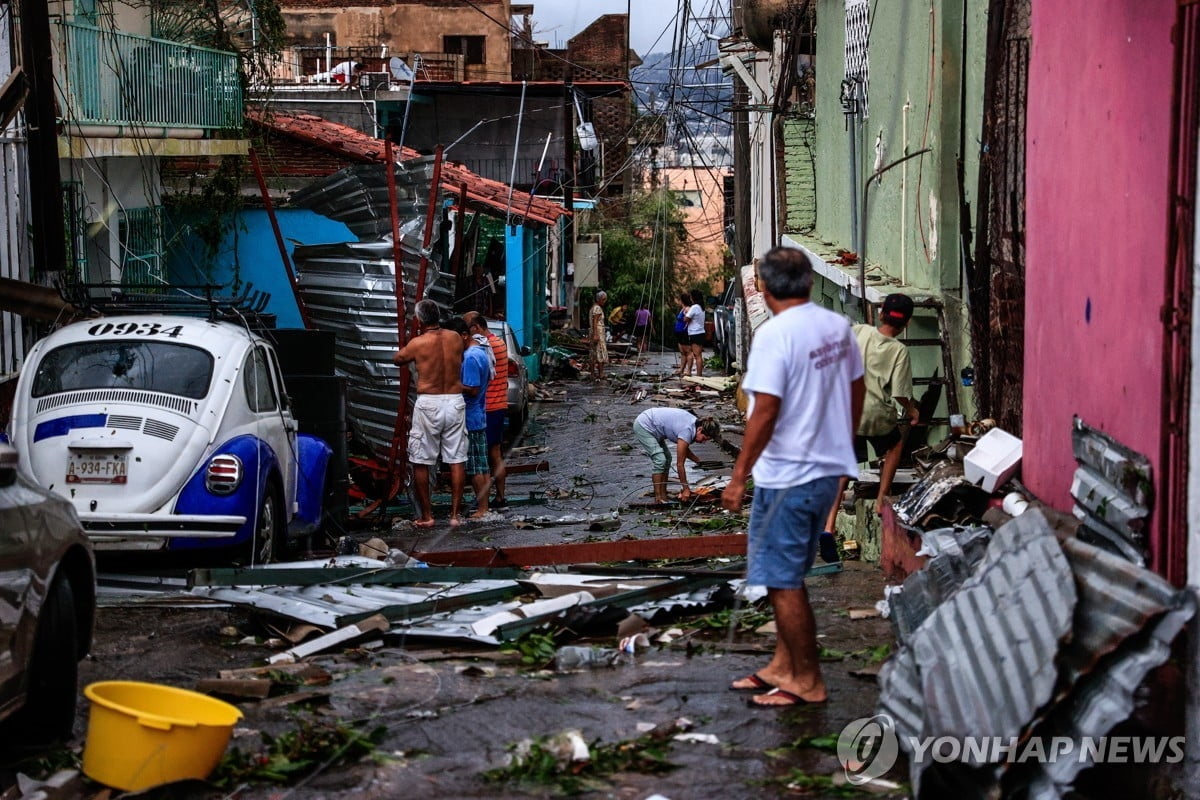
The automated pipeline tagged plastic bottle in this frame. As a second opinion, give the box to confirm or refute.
[554,645,623,671]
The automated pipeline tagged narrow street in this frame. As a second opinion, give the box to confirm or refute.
[71,351,901,799]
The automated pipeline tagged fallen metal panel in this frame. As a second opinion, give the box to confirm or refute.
[878,510,1077,796]
[188,566,521,588]
[412,533,749,568]
[191,579,521,629]
[893,460,973,526]
[886,526,992,642]
[1070,417,1152,564]
[1015,592,1194,799]
[493,575,723,641]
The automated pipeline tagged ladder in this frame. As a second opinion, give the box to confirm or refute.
[872,298,960,425]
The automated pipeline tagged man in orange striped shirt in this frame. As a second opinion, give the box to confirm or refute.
[465,312,510,507]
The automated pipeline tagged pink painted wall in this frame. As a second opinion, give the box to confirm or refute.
[1024,1,1176,510]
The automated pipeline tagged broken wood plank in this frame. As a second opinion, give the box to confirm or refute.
[412,533,749,568]
[268,614,390,665]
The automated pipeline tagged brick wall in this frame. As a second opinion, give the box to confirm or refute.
[282,0,503,7]
[566,15,629,80]
[783,117,816,233]
[255,136,357,177]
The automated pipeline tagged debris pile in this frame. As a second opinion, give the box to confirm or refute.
[877,509,1194,799]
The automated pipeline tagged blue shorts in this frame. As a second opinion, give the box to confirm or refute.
[746,477,840,589]
[466,429,489,475]
[486,409,506,447]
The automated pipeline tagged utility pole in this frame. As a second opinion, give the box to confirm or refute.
[18,0,66,284]
[563,72,575,285]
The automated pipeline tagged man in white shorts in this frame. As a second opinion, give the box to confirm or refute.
[393,299,468,527]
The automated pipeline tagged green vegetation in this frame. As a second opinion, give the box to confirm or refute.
[499,631,558,669]
[685,604,774,634]
[213,718,385,787]
[483,730,679,795]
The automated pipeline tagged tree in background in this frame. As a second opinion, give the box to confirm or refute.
[584,188,695,342]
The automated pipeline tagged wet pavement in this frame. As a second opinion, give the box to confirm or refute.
[51,350,902,799]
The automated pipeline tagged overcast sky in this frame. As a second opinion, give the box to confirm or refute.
[528,1,683,56]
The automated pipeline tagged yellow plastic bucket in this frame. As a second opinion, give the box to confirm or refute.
[82,681,243,792]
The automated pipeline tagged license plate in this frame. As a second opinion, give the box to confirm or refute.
[67,452,128,484]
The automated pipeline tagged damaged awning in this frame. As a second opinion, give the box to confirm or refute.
[245,108,568,226]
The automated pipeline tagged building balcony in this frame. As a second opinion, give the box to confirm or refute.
[54,20,242,135]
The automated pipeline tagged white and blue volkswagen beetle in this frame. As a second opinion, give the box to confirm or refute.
[6,315,331,563]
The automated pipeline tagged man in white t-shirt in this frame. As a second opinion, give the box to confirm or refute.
[721,246,865,709]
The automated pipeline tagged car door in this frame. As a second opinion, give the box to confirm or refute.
[242,346,296,519]
[265,346,299,514]
[0,454,40,710]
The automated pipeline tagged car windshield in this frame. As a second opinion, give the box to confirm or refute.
[31,341,215,399]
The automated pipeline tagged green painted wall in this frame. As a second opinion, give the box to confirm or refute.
[798,0,987,421]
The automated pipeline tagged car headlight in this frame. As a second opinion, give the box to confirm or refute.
[205,454,243,495]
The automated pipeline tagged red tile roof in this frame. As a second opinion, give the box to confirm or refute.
[245,108,569,226]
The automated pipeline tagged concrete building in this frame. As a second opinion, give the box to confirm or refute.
[656,167,730,291]
[277,0,514,83]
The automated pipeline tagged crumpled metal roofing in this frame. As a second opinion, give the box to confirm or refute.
[886,525,991,642]
[247,108,568,226]
[1012,538,1194,799]
[291,235,454,460]
[877,508,1195,799]
[1069,417,1152,565]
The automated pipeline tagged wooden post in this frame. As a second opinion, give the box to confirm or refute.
[249,148,309,328]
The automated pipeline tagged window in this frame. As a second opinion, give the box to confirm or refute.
[32,341,214,399]
[443,35,486,66]
[119,207,164,289]
[672,190,703,208]
[243,348,278,413]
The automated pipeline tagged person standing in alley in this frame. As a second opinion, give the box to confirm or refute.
[632,302,652,353]
[685,289,706,377]
[393,300,468,528]
[446,318,492,520]
[589,290,609,381]
[632,407,721,504]
[674,292,693,377]
[464,311,510,508]
[823,294,920,545]
[721,247,864,708]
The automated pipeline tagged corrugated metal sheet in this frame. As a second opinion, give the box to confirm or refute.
[878,509,1196,799]
[879,511,1077,795]
[1012,539,1194,799]
[1070,417,1152,565]
[291,230,453,459]
[192,578,521,630]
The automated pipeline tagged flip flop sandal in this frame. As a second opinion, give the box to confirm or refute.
[729,673,775,692]
[747,687,819,708]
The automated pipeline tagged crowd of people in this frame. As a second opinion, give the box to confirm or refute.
[391,300,511,528]
[398,256,917,713]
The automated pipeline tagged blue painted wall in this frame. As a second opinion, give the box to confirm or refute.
[166,210,356,329]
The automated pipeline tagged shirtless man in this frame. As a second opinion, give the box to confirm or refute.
[393,299,468,527]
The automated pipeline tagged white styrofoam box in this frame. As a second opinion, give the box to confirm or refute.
[963,428,1023,493]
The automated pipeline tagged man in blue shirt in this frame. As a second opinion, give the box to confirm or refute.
[446,318,491,520]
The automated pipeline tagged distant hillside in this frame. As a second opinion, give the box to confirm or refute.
[633,46,732,134]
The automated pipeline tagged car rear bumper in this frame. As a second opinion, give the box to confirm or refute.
[79,513,245,539]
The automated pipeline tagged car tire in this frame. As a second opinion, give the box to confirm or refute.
[252,485,285,565]
[12,576,79,745]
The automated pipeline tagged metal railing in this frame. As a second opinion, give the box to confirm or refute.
[56,20,242,130]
